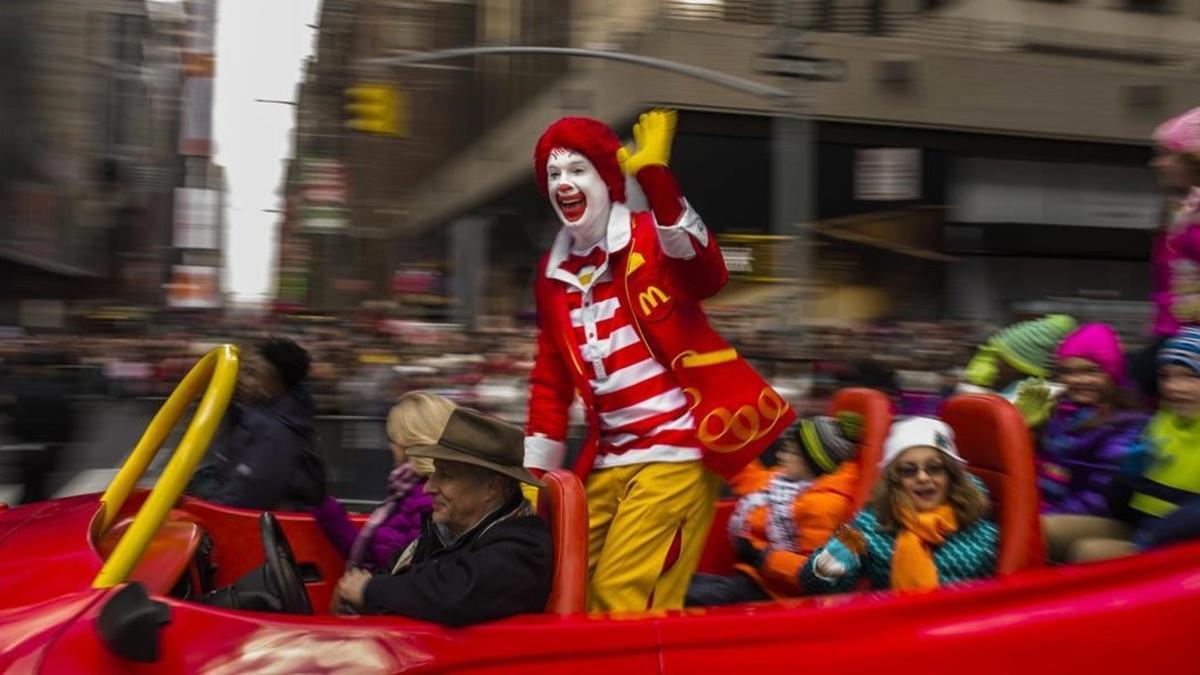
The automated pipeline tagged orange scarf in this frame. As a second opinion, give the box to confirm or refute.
[890,505,958,592]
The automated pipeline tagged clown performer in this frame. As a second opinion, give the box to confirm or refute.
[523,110,796,611]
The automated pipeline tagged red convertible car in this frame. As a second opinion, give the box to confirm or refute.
[1,345,1198,673]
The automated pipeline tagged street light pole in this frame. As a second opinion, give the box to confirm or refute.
[360,46,790,100]
[772,1,815,335]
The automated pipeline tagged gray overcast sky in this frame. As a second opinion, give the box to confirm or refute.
[213,0,321,302]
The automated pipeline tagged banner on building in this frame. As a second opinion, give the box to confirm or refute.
[300,158,349,230]
[717,234,795,283]
[179,77,214,156]
[855,148,921,202]
[166,265,220,308]
[392,267,442,295]
[173,187,219,249]
[277,269,309,304]
[19,300,65,329]
[278,235,311,266]
[950,157,1159,229]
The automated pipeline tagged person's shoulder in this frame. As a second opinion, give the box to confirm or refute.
[503,514,551,535]
[629,208,655,229]
[966,473,990,498]
[1112,409,1152,429]
[481,514,551,547]
[397,486,434,511]
[812,462,860,494]
[961,516,1000,544]
[852,508,883,533]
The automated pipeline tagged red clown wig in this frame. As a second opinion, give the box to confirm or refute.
[534,117,626,204]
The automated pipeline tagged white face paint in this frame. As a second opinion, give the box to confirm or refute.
[546,149,611,249]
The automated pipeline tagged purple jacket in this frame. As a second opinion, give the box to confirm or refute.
[1038,406,1149,517]
[312,482,433,571]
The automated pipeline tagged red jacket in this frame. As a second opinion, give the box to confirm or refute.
[525,207,795,481]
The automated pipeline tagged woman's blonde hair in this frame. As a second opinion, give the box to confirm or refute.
[870,451,991,533]
[386,391,457,476]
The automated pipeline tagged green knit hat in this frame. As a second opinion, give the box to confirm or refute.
[988,314,1077,378]
[792,412,863,476]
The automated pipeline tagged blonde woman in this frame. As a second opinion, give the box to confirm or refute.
[802,417,998,593]
[313,391,455,570]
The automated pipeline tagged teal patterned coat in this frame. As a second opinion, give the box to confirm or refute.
[801,507,999,594]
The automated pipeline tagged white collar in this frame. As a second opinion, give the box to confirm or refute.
[544,202,632,284]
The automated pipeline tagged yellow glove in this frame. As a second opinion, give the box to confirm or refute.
[616,109,678,176]
[1013,378,1055,429]
[964,345,999,389]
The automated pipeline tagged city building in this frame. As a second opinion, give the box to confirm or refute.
[283,0,1200,336]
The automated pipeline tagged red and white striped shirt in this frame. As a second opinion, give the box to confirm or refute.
[555,245,701,469]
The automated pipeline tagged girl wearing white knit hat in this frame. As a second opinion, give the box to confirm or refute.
[802,417,998,594]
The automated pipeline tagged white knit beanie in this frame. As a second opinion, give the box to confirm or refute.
[880,416,966,468]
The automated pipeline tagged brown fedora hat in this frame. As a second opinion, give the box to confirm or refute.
[406,407,544,487]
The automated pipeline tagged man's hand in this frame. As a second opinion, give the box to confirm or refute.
[616,109,678,176]
[335,568,373,612]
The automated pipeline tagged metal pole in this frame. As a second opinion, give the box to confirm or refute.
[774,2,814,338]
[360,46,790,100]
[450,215,491,331]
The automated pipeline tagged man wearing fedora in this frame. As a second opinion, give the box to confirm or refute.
[333,407,552,627]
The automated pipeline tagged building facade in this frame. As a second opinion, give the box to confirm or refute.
[283,0,1200,334]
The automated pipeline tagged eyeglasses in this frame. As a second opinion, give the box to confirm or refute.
[894,463,948,480]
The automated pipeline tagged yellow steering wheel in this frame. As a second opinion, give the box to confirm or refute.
[92,344,240,588]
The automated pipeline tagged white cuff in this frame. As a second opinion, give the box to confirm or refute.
[524,434,566,471]
[812,551,845,582]
[656,202,709,260]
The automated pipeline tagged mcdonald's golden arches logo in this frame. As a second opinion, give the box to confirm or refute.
[637,285,671,316]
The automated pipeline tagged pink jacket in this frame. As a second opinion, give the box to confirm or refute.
[1152,197,1200,337]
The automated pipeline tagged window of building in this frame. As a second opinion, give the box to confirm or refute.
[112,13,148,65]
[1120,0,1173,13]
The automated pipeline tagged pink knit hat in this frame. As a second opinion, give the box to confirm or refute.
[1154,106,1200,155]
[1055,323,1127,386]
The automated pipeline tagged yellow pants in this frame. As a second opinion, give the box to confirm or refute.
[585,460,719,612]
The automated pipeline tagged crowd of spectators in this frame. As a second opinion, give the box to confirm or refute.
[0,316,1004,424]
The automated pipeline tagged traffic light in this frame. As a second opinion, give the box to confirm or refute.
[344,83,406,136]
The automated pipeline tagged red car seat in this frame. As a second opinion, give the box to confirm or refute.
[941,394,1045,574]
[829,388,893,511]
[537,469,588,614]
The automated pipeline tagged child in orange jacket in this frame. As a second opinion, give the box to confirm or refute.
[686,414,863,605]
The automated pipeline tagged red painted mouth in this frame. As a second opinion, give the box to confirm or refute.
[556,191,587,223]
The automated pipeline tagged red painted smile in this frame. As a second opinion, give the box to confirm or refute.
[556,190,587,223]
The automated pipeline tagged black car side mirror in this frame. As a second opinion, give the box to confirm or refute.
[97,582,170,663]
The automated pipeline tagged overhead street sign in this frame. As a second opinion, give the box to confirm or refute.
[755,56,845,81]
